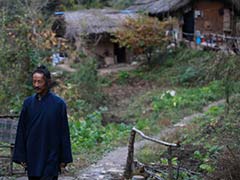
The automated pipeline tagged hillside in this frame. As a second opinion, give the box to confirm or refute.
[1,46,239,180]
[53,47,239,179]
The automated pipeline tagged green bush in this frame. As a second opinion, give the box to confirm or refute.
[178,66,199,84]
[69,110,131,154]
[117,71,130,84]
[70,58,105,109]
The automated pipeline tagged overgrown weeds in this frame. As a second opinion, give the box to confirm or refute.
[210,147,240,180]
[130,47,240,179]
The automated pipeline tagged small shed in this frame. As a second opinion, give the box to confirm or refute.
[52,9,137,67]
[128,0,240,40]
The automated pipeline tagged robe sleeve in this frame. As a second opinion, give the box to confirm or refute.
[13,101,27,164]
[60,102,73,164]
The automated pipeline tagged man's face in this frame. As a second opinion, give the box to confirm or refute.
[32,72,48,95]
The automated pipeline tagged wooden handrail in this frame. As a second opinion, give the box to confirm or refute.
[132,127,179,147]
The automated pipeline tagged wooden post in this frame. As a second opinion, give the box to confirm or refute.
[168,146,173,180]
[124,129,136,179]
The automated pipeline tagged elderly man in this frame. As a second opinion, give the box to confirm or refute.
[13,65,72,180]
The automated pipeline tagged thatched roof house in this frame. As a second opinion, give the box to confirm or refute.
[128,0,240,15]
[128,0,240,41]
[63,9,137,40]
[52,9,137,66]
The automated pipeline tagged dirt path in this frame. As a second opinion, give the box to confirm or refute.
[55,63,139,74]
[76,99,225,180]
[98,63,139,76]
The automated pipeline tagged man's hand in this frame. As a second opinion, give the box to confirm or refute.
[20,162,27,168]
[59,163,67,173]
[60,162,66,168]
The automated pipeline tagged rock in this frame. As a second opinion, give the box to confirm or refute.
[132,175,145,180]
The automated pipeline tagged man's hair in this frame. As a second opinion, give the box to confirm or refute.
[32,65,51,80]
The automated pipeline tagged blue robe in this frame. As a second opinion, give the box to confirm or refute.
[13,92,73,176]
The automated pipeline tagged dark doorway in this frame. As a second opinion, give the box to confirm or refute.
[183,11,195,41]
[114,43,126,63]
[52,18,66,38]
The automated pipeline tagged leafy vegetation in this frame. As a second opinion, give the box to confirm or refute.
[50,46,239,177]
[0,1,239,178]
[127,84,224,139]
[67,58,105,111]
[69,110,131,155]
[132,48,240,179]
[134,96,239,179]
[0,0,73,114]
[112,16,174,64]
[58,47,238,177]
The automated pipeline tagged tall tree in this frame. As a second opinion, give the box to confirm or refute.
[0,0,64,113]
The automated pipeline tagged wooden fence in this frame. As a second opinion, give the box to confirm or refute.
[0,115,18,175]
[124,127,180,180]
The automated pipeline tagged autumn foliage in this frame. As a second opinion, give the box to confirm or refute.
[1,13,69,99]
[112,15,173,63]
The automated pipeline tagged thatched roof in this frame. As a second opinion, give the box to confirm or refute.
[128,0,240,14]
[63,9,137,39]
[128,0,191,14]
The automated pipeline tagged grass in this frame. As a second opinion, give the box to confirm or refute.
[135,92,239,179]
[112,48,239,179]
[124,81,224,133]
[64,47,231,173]
[127,48,215,85]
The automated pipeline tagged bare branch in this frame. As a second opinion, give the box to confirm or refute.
[133,127,179,147]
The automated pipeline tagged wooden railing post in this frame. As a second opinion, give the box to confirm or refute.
[124,129,136,179]
[168,146,173,180]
